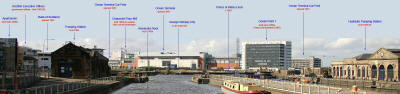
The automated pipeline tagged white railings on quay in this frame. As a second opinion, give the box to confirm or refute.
[7,76,119,94]
[210,75,347,94]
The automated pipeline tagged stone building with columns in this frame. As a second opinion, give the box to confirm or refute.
[331,48,399,81]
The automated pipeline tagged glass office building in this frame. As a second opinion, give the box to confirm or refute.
[241,41,291,70]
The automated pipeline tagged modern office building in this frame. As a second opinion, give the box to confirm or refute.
[20,46,40,70]
[241,41,292,70]
[291,56,321,69]
[108,60,121,69]
[119,49,136,69]
[38,52,52,70]
[135,53,204,69]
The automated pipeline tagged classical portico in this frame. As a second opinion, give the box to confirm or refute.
[331,48,400,81]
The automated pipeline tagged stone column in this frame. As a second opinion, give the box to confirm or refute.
[368,66,370,80]
[396,64,399,81]
[338,67,341,79]
[385,65,388,81]
[332,66,336,78]
[377,65,380,81]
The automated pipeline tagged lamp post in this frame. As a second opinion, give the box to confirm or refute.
[42,39,55,52]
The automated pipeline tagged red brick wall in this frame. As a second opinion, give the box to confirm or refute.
[208,63,239,69]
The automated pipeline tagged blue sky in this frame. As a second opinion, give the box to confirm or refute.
[1,0,400,67]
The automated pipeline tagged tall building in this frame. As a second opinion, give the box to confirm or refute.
[0,38,18,72]
[241,41,291,70]
[120,48,136,69]
[291,56,321,69]
[120,48,135,63]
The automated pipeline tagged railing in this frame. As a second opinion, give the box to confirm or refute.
[1,70,50,90]
[6,76,119,94]
[211,75,345,94]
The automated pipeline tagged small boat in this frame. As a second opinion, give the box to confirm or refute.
[192,74,210,84]
[221,80,270,94]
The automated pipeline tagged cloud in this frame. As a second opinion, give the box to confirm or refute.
[183,39,231,56]
[325,38,361,49]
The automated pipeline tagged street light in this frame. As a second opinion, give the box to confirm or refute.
[43,39,55,52]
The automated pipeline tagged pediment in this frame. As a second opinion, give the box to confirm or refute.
[368,48,399,60]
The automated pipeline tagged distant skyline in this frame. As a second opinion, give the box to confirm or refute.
[1,0,399,67]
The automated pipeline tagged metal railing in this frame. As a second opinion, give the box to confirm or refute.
[211,75,345,94]
[7,76,119,94]
[1,70,50,90]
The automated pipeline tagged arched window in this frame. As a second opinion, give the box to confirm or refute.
[379,65,385,80]
[387,65,394,81]
[366,66,369,78]
[371,65,377,78]
[357,68,361,77]
[347,67,351,77]
[344,67,346,76]
[362,67,365,78]
[340,67,343,77]
[337,67,340,76]
[333,67,336,76]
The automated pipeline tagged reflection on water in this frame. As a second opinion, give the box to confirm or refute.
[111,75,222,94]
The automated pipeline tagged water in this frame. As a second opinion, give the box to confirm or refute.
[111,75,222,94]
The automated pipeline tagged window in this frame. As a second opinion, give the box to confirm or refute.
[41,58,49,60]
[162,61,171,66]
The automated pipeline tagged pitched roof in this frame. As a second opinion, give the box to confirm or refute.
[53,42,108,60]
[386,49,400,57]
[353,53,372,60]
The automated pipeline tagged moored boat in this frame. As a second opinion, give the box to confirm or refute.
[221,80,270,94]
[192,74,210,84]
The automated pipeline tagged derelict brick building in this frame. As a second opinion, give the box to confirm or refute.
[51,42,110,79]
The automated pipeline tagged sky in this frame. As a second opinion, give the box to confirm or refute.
[1,0,400,67]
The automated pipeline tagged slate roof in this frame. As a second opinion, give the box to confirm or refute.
[53,42,107,60]
[353,53,372,60]
[387,49,400,56]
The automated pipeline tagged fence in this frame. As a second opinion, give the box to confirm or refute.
[1,69,50,90]
[211,75,347,94]
[6,76,119,94]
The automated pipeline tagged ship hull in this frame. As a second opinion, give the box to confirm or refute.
[221,85,268,94]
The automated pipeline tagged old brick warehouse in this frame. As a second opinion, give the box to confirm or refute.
[51,42,110,79]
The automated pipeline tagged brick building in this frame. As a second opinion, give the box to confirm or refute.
[207,57,240,70]
[51,42,110,79]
